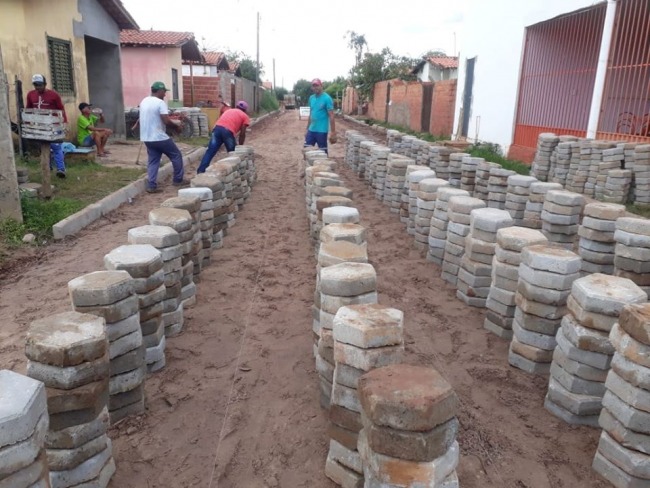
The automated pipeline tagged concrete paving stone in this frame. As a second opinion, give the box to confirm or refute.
[553,346,608,382]
[508,344,552,373]
[333,304,403,349]
[541,210,581,226]
[109,396,145,424]
[611,322,650,369]
[318,345,334,366]
[320,310,335,331]
[578,226,616,243]
[515,293,567,320]
[105,314,140,344]
[324,455,363,488]
[68,271,134,308]
[456,291,487,308]
[592,450,650,488]
[128,268,165,296]
[492,270,518,291]
[320,224,367,246]
[322,206,360,225]
[547,376,602,416]
[138,284,166,310]
[46,378,108,416]
[556,326,612,370]
[316,354,334,383]
[578,247,615,265]
[469,228,501,244]
[329,402,363,434]
[331,382,361,413]
[561,313,614,355]
[545,189,586,207]
[542,201,584,216]
[513,321,557,350]
[103,245,163,279]
[543,396,600,427]
[334,342,403,372]
[615,229,650,248]
[0,412,47,478]
[328,439,363,475]
[483,318,513,339]
[45,408,108,450]
[141,319,164,349]
[606,370,650,414]
[48,396,105,433]
[581,216,617,233]
[599,407,650,455]
[603,390,650,435]
[598,430,650,479]
[148,208,192,233]
[517,278,571,306]
[163,281,181,300]
[612,352,650,392]
[616,217,650,236]
[494,247,522,267]
[363,412,458,462]
[162,304,184,329]
[147,355,166,374]
[447,222,470,237]
[358,364,457,431]
[27,352,109,391]
[518,263,579,291]
[333,363,365,390]
[109,345,144,380]
[579,238,616,253]
[571,274,647,317]
[358,429,459,486]
[108,328,142,361]
[127,225,179,249]
[327,422,358,451]
[469,208,513,233]
[521,245,581,274]
[550,361,606,396]
[318,242,368,268]
[145,335,165,365]
[109,365,145,396]
[48,439,112,488]
[74,294,139,324]
[162,256,183,274]
[615,256,650,274]
[620,304,650,346]
[139,304,163,331]
[320,263,377,298]
[460,270,493,290]
[46,433,108,472]
[567,295,619,333]
[0,450,48,488]
[161,195,202,213]
[26,313,107,368]
[458,255,492,276]
[179,186,212,201]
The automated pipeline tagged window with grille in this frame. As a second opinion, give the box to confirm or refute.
[47,37,75,96]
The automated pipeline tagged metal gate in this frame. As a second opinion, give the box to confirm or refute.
[421,83,433,133]
[461,57,476,137]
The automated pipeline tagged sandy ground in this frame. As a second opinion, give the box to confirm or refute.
[0,112,610,488]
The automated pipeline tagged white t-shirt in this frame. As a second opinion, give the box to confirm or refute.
[139,96,169,142]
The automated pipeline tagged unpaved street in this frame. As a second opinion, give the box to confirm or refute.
[0,111,608,487]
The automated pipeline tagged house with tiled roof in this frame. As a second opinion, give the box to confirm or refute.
[411,56,459,82]
[120,29,203,107]
[182,51,230,77]
[0,0,138,138]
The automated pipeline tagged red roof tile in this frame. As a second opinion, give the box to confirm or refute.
[120,29,196,47]
[203,51,225,65]
[428,56,458,69]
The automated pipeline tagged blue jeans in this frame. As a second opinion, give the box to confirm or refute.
[50,143,65,172]
[144,138,184,189]
[197,126,236,173]
[304,130,328,154]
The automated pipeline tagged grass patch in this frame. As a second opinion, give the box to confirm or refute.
[626,204,650,219]
[467,144,531,175]
[360,118,449,143]
[181,136,210,147]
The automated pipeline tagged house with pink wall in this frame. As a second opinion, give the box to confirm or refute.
[120,30,202,108]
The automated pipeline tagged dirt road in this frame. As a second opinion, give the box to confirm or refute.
[0,111,608,487]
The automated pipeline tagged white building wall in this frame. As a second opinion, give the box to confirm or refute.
[452,0,602,154]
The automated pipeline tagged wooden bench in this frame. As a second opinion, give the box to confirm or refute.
[64,147,96,162]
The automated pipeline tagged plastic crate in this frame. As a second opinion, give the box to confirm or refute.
[21,108,65,141]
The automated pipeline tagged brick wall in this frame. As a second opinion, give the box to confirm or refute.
[182,76,222,107]
[368,81,389,121]
[430,79,457,137]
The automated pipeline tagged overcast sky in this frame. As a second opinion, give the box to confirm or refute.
[121,0,466,89]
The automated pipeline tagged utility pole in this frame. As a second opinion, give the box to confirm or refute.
[273,58,276,94]
[255,11,260,112]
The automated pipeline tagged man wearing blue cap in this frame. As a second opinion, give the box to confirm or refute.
[138,81,189,193]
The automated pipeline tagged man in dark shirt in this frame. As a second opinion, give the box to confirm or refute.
[25,74,67,178]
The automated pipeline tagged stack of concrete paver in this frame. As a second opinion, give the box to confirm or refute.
[602,169,633,204]
[565,141,585,194]
[587,142,617,198]
[345,132,365,174]
[320,224,367,248]
[325,305,404,487]
[505,175,537,226]
[303,149,330,182]
[359,140,377,181]
[401,166,431,224]
[104,245,166,374]
[68,272,144,423]
[358,364,460,487]
[188,176,226,249]
[473,160,500,201]
[320,207,360,254]
[632,144,650,206]
[383,154,413,214]
[368,145,390,200]
[574,140,594,195]
[148,207,197,309]
[128,225,184,337]
[614,217,650,297]
[577,202,626,275]
[541,189,585,249]
[26,312,115,486]
[415,178,449,253]
[531,133,560,182]
[385,130,400,152]
[311,172,344,213]
[206,159,238,231]
[460,156,481,194]
[180,185,211,271]
[550,139,577,186]
[407,169,436,235]
[196,186,216,268]
[441,195,486,286]
[448,153,468,188]
[429,146,453,181]
[233,144,256,189]
[313,196,355,243]
[305,164,337,216]
[401,136,418,159]
[319,263,378,408]
[594,302,650,486]
[413,139,432,167]
[484,227,548,339]
[487,167,516,210]
[0,369,51,488]
[545,274,646,426]
[161,193,202,271]
[457,208,513,308]
[427,188,470,267]
[595,147,624,201]
[523,182,563,229]
[315,247,372,408]
[509,245,581,375]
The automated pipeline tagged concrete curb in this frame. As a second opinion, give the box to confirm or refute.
[52,147,206,240]
[342,115,387,134]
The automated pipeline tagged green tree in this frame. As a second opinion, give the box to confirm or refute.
[225,50,264,82]
[349,48,418,102]
[274,86,288,102]
[293,79,313,108]
[346,31,368,66]
[324,76,347,109]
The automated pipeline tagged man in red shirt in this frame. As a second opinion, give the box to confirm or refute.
[25,74,68,178]
[196,100,250,173]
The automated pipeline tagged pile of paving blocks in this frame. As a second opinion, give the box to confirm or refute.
[540,189,585,249]
[505,175,537,226]
[487,167,515,210]
[577,202,626,275]
[415,178,449,254]
[426,188,470,265]
[407,169,436,236]
[614,217,650,297]
[523,182,562,229]
[383,154,413,214]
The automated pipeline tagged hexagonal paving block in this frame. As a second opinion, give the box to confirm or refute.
[318,242,368,268]
[68,271,134,307]
[127,225,179,249]
[521,245,581,274]
[571,273,647,317]
[148,207,193,233]
[320,263,377,298]
[103,245,163,279]
[333,304,403,349]
[0,370,47,448]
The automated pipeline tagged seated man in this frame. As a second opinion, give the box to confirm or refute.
[77,103,112,156]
